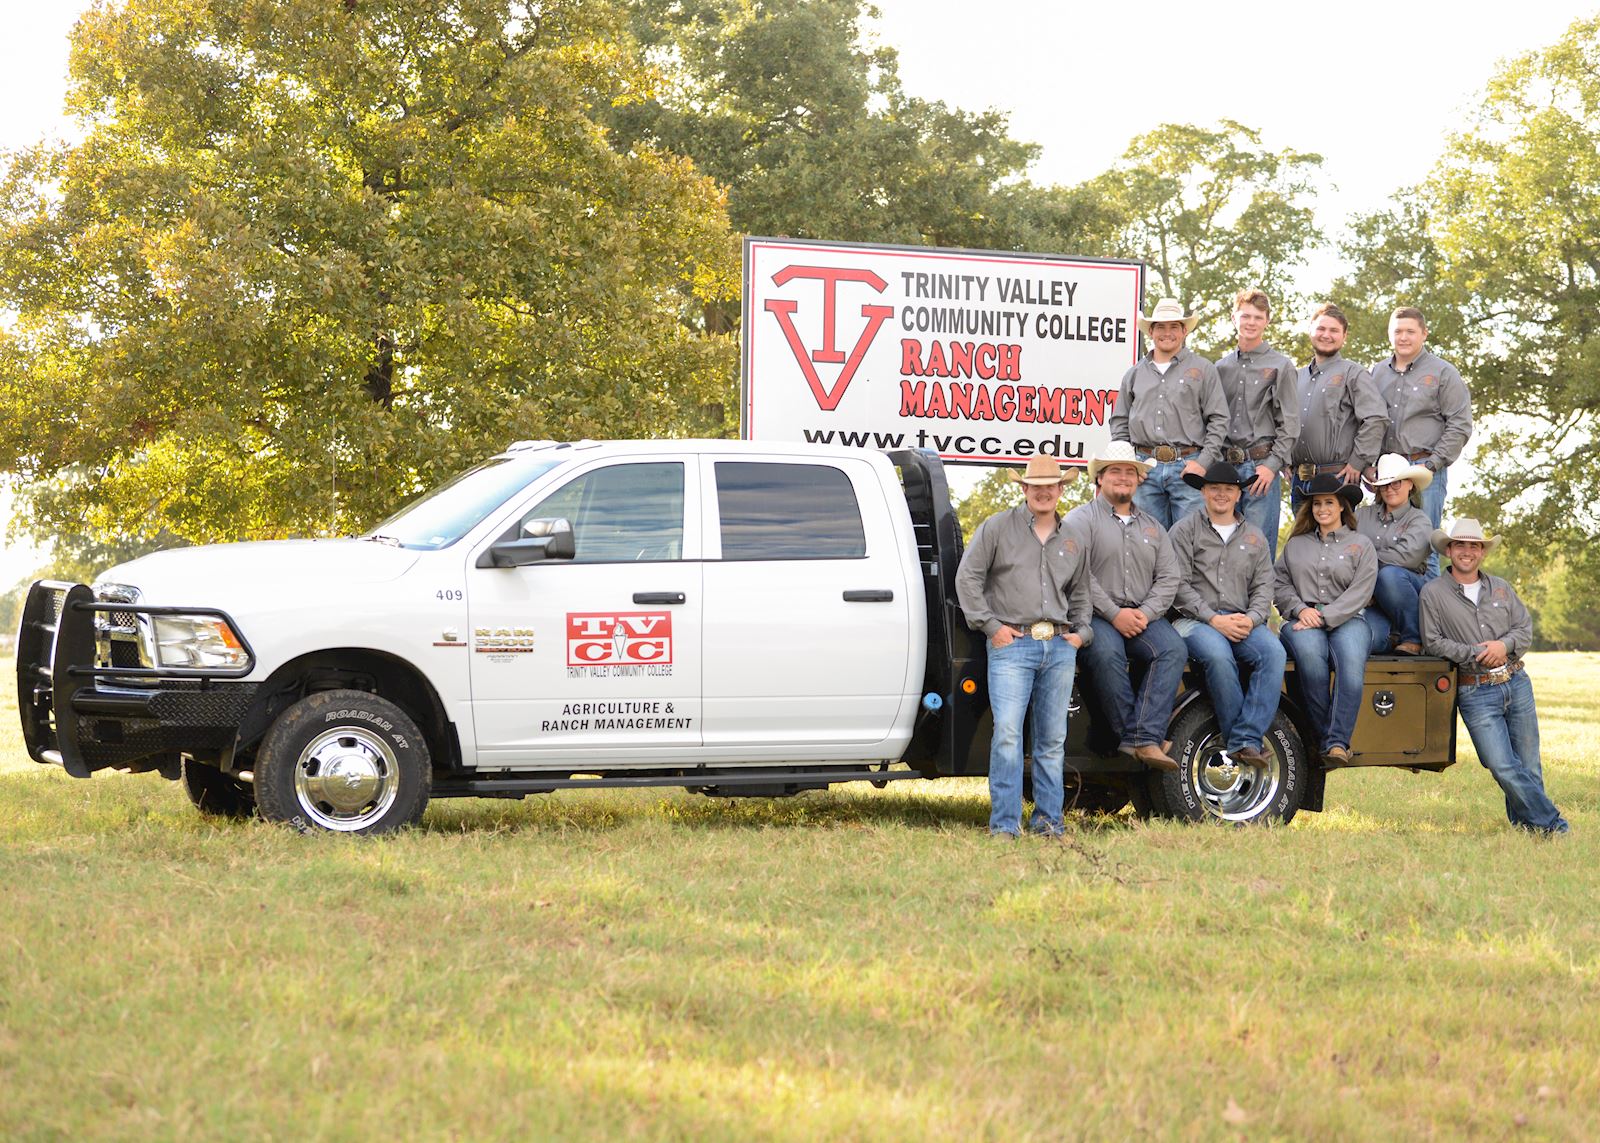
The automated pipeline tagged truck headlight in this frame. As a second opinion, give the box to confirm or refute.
[150,615,251,669]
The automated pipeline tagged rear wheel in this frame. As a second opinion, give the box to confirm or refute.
[254,690,431,835]
[182,758,256,820]
[1148,700,1305,825]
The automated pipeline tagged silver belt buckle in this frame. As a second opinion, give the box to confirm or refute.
[1224,446,1246,464]
[1029,620,1056,641]
[1487,665,1512,682]
[1296,463,1316,480]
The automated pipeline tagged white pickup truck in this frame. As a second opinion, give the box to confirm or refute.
[16,439,1460,833]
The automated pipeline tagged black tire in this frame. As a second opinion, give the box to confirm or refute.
[254,690,431,835]
[1147,699,1306,825]
[182,758,257,819]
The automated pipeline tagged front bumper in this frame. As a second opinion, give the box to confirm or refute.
[16,581,259,777]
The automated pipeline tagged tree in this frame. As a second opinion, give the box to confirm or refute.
[0,0,737,554]
[1084,120,1323,356]
[1337,14,1600,572]
[955,467,1093,543]
[609,0,1102,257]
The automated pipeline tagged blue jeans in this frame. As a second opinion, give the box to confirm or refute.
[986,635,1078,836]
[1457,670,1567,832]
[1419,465,1448,576]
[1237,462,1283,557]
[1080,616,1186,749]
[1175,618,1287,753]
[1363,564,1427,650]
[1280,618,1369,752]
[1132,456,1204,530]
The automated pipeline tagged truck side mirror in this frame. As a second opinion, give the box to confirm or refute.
[475,518,576,567]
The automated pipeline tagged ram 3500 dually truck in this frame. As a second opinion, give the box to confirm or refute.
[16,440,1460,833]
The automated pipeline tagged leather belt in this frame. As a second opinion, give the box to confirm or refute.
[1139,444,1200,463]
[1225,443,1274,464]
[1407,450,1434,464]
[1294,461,1345,481]
[1460,659,1524,687]
[1010,622,1073,641]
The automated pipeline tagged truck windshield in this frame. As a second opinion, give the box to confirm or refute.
[367,458,562,550]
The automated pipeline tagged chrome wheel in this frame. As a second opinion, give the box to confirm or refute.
[292,726,401,832]
[1189,728,1281,822]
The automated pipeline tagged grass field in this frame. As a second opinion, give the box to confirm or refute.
[2,654,1598,1140]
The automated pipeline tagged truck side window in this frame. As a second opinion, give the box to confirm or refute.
[714,462,866,560]
[521,462,684,562]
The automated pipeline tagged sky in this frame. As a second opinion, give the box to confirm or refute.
[0,2,1593,579]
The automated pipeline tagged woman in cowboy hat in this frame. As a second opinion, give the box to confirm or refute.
[1356,453,1434,655]
[1274,474,1378,764]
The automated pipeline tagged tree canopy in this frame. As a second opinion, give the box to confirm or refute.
[0,0,737,547]
[1337,13,1600,577]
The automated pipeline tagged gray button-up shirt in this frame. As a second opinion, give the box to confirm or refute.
[956,504,1094,644]
[1109,346,1229,468]
[1292,353,1388,470]
[1215,344,1300,474]
[1369,349,1473,469]
[1167,511,1275,626]
[1274,526,1378,629]
[1419,572,1531,670]
[1355,502,1432,572]
[1064,496,1180,622]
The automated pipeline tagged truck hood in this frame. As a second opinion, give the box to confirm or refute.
[96,540,423,602]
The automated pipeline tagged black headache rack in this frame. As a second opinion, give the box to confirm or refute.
[887,449,991,777]
[16,581,260,778]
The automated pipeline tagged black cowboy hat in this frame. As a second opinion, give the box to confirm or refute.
[1302,472,1363,509]
[1181,462,1253,491]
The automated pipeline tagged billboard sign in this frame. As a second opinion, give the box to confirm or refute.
[742,238,1144,466]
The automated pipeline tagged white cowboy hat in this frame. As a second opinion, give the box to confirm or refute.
[1365,452,1433,492]
[1087,440,1154,480]
[1136,297,1200,334]
[1430,517,1501,556]
[1007,456,1070,486]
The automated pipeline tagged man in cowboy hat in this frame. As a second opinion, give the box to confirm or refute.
[1357,453,1435,655]
[1420,521,1567,833]
[955,456,1094,838]
[1215,288,1300,556]
[1167,461,1285,768]
[1066,442,1186,771]
[1291,302,1387,513]
[1370,307,1473,575]
[1109,297,1229,530]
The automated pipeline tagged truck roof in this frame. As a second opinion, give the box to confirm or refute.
[493,438,908,467]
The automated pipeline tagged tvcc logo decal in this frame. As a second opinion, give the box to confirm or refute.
[763,265,894,411]
[567,612,673,666]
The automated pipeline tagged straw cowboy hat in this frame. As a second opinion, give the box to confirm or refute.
[1136,297,1200,334]
[1365,452,1433,493]
[1007,456,1070,486]
[1301,472,1363,510]
[1430,518,1501,556]
[1087,441,1154,481]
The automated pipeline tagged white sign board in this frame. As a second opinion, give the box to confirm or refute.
[742,238,1143,466]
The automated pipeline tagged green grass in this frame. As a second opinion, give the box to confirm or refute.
[2,655,1598,1139]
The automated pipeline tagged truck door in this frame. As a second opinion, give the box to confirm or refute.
[466,457,703,764]
[698,456,914,748]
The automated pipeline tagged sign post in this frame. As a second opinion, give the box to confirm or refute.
[743,238,1144,467]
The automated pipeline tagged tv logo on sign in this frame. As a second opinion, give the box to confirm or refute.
[567,612,673,666]
[763,265,894,412]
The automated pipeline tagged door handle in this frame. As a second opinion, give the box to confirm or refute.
[633,592,686,605]
[843,589,894,602]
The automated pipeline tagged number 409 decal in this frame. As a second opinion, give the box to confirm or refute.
[435,588,463,601]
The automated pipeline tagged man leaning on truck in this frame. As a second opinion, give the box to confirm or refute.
[955,456,1095,839]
